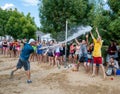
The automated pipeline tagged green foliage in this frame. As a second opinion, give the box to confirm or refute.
[87,7,111,44]
[88,1,120,44]
[108,0,120,13]
[0,8,37,39]
[102,46,108,61]
[0,8,12,36]
[39,0,88,39]
[107,0,120,43]
[5,10,23,39]
[38,0,120,43]
[108,17,120,42]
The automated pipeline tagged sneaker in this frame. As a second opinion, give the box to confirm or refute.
[10,71,14,79]
[27,80,32,84]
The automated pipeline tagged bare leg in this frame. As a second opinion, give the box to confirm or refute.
[92,64,96,77]
[96,66,99,75]
[87,63,90,73]
[84,62,87,73]
[25,70,32,83]
[25,70,31,80]
[10,67,18,79]
[55,56,60,69]
[49,57,54,66]
[113,69,116,76]
[77,62,80,70]
[100,64,106,79]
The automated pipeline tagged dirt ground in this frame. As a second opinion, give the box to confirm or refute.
[0,55,120,94]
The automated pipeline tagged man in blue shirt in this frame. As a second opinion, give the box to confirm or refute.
[10,39,36,83]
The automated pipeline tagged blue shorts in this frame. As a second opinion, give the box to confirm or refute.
[37,50,43,55]
[47,52,54,57]
[79,56,88,62]
[16,58,30,71]
[96,64,99,67]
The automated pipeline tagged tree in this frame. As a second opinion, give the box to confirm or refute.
[87,0,120,44]
[38,0,88,39]
[38,0,120,43]
[0,8,37,39]
[5,9,37,39]
[107,0,120,42]
[5,9,23,39]
[0,8,12,36]
[108,0,120,13]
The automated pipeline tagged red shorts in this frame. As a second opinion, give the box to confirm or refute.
[93,57,102,64]
[88,59,92,63]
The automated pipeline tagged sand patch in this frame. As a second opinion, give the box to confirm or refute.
[0,54,120,94]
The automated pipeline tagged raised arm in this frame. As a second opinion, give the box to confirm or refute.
[96,28,101,38]
[75,38,80,45]
[86,34,89,45]
[90,31,94,39]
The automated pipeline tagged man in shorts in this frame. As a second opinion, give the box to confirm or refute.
[90,28,106,79]
[75,35,88,72]
[10,38,36,83]
[106,57,119,76]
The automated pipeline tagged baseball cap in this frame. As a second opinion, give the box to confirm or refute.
[28,38,35,44]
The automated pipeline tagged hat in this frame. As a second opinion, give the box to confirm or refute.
[28,39,35,44]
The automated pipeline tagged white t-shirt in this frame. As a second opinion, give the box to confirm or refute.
[0,41,2,46]
[109,60,120,69]
[114,60,119,69]
[55,46,60,53]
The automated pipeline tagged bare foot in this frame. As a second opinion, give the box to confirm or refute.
[102,77,108,81]
[91,74,95,77]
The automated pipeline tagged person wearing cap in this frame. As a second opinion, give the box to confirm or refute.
[10,38,36,83]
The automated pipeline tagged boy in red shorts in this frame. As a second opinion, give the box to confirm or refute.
[90,28,106,79]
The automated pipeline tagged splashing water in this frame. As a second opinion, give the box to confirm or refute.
[62,26,92,43]
[41,25,92,49]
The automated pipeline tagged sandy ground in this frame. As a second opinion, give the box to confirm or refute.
[0,55,120,94]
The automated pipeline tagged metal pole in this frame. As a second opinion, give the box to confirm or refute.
[64,20,68,68]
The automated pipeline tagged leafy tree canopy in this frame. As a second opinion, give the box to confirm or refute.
[0,8,37,39]
[38,0,120,43]
[39,0,89,39]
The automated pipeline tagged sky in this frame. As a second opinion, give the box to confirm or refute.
[0,0,110,27]
[0,0,40,27]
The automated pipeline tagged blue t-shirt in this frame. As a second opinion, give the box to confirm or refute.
[20,43,34,61]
